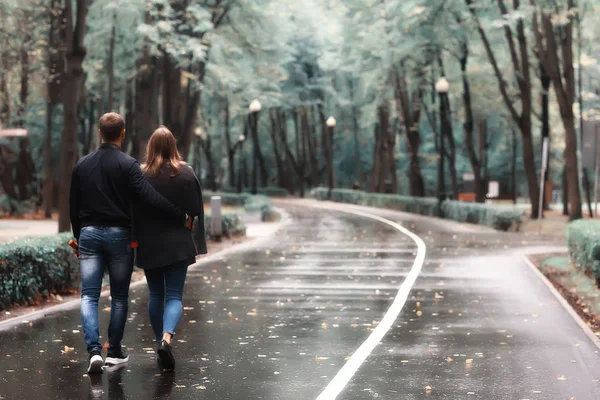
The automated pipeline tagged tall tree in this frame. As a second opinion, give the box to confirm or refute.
[58,0,90,232]
[465,0,539,216]
[531,0,582,220]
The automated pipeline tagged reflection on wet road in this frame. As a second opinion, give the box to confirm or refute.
[1,204,600,399]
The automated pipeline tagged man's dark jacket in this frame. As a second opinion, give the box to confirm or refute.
[134,164,207,270]
[69,143,181,239]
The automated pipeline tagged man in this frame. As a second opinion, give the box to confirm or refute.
[69,112,183,374]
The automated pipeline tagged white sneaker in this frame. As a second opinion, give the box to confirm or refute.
[87,351,104,374]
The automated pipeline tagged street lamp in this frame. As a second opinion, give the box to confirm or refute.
[436,77,449,208]
[326,116,336,199]
[248,99,262,195]
[237,134,246,193]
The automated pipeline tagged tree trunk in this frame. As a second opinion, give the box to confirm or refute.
[123,82,133,153]
[293,109,305,197]
[521,123,540,217]
[106,15,116,112]
[0,146,18,203]
[370,122,381,193]
[348,79,362,183]
[512,129,517,204]
[58,0,90,232]
[301,109,317,187]
[460,50,484,202]
[301,110,311,191]
[222,99,235,188]
[531,3,581,219]
[0,40,10,125]
[440,92,458,200]
[562,163,569,216]
[317,104,334,193]
[16,139,35,200]
[43,102,54,218]
[540,61,551,210]
[180,88,201,161]
[161,55,184,137]
[17,32,31,127]
[269,109,285,188]
[377,105,390,192]
[199,135,217,191]
[388,118,399,194]
[391,69,424,196]
[277,110,296,194]
[467,0,539,214]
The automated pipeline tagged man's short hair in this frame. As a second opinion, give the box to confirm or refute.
[99,113,125,142]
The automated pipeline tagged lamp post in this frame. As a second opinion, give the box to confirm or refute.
[237,134,246,193]
[435,77,449,206]
[249,99,262,195]
[326,116,336,199]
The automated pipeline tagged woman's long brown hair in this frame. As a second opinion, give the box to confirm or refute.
[143,126,186,177]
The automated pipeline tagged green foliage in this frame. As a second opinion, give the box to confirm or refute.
[202,192,278,222]
[315,188,439,216]
[198,212,246,240]
[441,201,523,231]
[0,233,78,310]
[219,187,288,197]
[316,188,523,231]
[568,220,600,282]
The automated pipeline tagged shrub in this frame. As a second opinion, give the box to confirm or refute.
[441,201,523,231]
[218,187,288,197]
[316,188,522,231]
[0,233,79,310]
[568,220,600,284]
[203,192,248,206]
[316,188,440,217]
[194,212,247,245]
[203,192,278,222]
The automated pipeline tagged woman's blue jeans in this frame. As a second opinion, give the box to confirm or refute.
[79,226,133,353]
[144,260,189,341]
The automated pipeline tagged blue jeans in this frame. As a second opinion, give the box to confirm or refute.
[79,226,133,353]
[144,260,189,341]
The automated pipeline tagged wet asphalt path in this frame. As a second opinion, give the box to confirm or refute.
[1,202,600,399]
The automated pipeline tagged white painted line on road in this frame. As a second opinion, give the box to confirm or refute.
[522,256,600,351]
[301,202,427,400]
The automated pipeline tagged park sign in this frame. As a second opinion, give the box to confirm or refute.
[0,129,27,137]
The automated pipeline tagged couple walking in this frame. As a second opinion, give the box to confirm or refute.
[69,112,207,373]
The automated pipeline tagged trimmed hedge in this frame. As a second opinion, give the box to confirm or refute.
[204,212,246,238]
[568,220,600,283]
[316,188,439,216]
[315,188,523,231]
[203,192,279,222]
[219,187,289,197]
[0,233,79,310]
[441,201,523,231]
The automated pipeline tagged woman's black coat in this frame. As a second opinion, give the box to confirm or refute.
[134,164,207,269]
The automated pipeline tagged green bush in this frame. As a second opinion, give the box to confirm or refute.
[203,192,278,222]
[219,187,288,197]
[194,212,247,244]
[441,201,523,231]
[317,188,440,217]
[568,220,600,283]
[316,188,522,231]
[0,233,79,310]
[203,192,248,206]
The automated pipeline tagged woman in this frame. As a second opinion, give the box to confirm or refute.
[135,126,207,371]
